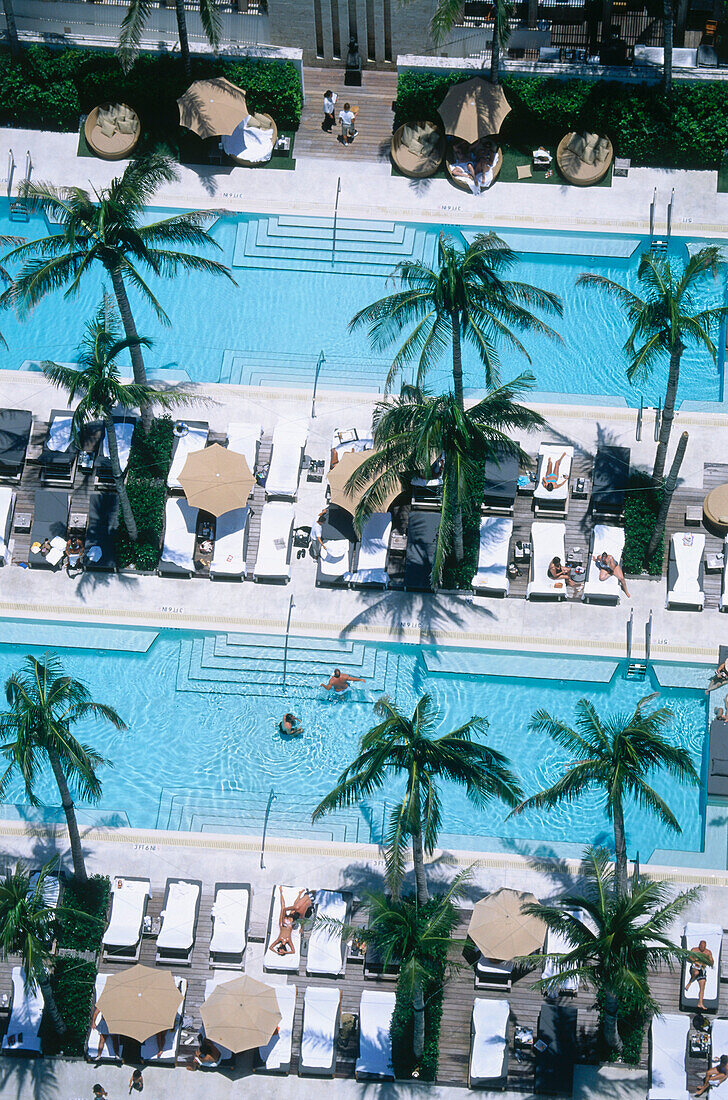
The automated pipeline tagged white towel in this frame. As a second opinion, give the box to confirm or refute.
[222,117,274,163]
[47,415,73,452]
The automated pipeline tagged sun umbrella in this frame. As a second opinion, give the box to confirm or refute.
[467,888,544,960]
[327,450,402,514]
[179,443,255,517]
[201,974,281,1052]
[95,964,183,1043]
[177,77,248,139]
[438,77,511,143]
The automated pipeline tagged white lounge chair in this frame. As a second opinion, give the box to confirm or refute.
[582,525,625,604]
[349,513,391,588]
[156,879,202,966]
[647,1014,689,1100]
[158,498,198,577]
[472,516,513,597]
[680,922,722,1012]
[253,502,295,583]
[209,882,250,968]
[26,869,60,911]
[227,421,262,472]
[541,909,583,995]
[167,422,209,490]
[307,889,348,977]
[99,416,137,478]
[711,1017,728,1075]
[141,977,187,1064]
[1,967,43,1055]
[721,536,728,612]
[468,998,509,1088]
[667,532,705,610]
[300,986,341,1076]
[210,506,250,580]
[264,884,307,972]
[526,521,567,600]
[331,427,373,463]
[533,444,573,515]
[475,956,513,990]
[316,538,352,587]
[199,977,233,1067]
[266,420,308,500]
[355,989,396,1081]
[102,876,151,961]
[0,487,14,564]
[258,984,296,1074]
[86,974,122,1063]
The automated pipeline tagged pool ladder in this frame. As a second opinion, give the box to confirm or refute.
[625,609,650,679]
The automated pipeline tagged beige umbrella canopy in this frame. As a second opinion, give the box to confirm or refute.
[201,974,281,1053]
[177,77,248,139]
[438,77,511,144]
[328,449,402,514]
[467,888,544,960]
[179,443,255,517]
[95,964,183,1043]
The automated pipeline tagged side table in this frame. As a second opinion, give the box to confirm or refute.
[14,512,31,533]
[68,511,88,535]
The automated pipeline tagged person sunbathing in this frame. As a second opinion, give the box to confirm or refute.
[548,556,579,589]
[706,657,728,695]
[284,888,314,920]
[541,452,568,492]
[716,696,728,722]
[268,886,300,955]
[686,940,714,1011]
[695,1054,728,1095]
[186,1035,221,1071]
[593,551,630,598]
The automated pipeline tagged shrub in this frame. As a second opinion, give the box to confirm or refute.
[49,957,97,1057]
[56,874,110,955]
[116,416,173,570]
[126,415,174,482]
[623,473,664,575]
[390,898,450,1081]
[596,986,647,1065]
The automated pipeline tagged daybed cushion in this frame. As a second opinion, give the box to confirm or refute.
[141,977,186,1063]
[227,421,262,471]
[210,506,249,579]
[648,1013,689,1100]
[266,420,308,499]
[582,524,625,604]
[2,967,43,1055]
[264,884,303,972]
[167,423,209,490]
[159,497,197,576]
[472,516,513,595]
[535,1002,577,1095]
[404,510,441,591]
[300,986,340,1075]
[681,922,722,1011]
[469,998,509,1087]
[356,990,396,1080]
[258,984,296,1072]
[350,512,391,587]
[533,444,573,508]
[210,885,250,956]
[86,973,121,1062]
[253,502,294,582]
[0,409,32,472]
[316,538,352,586]
[103,877,151,950]
[157,881,200,952]
[526,521,567,600]
[667,532,705,609]
[307,889,347,976]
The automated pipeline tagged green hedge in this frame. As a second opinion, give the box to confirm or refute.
[116,416,173,571]
[49,957,97,1057]
[597,986,647,1065]
[395,70,728,169]
[623,474,664,575]
[56,874,110,955]
[390,898,450,1081]
[0,46,302,136]
[126,414,174,482]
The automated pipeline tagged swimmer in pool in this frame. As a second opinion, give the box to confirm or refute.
[320,668,365,693]
[280,712,304,735]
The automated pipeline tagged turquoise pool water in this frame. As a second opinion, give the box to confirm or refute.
[0,626,707,857]
[0,200,724,404]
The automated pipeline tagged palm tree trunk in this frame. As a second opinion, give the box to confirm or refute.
[450,310,464,410]
[410,824,430,906]
[38,970,66,1035]
[602,988,622,1053]
[412,976,426,1061]
[175,0,191,76]
[3,0,20,58]
[104,415,138,541]
[647,430,688,561]
[651,340,682,486]
[489,29,500,84]
[663,0,673,94]
[612,795,629,899]
[452,500,465,562]
[47,749,87,883]
[108,267,152,433]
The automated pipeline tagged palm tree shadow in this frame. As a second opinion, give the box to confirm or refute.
[339,590,495,645]
[74,569,140,601]
[0,1059,59,1100]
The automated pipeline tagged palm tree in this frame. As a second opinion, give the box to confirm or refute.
[577,248,727,485]
[41,295,194,541]
[1,154,234,429]
[509,694,699,898]
[0,859,66,1033]
[427,0,512,83]
[313,694,522,904]
[347,379,544,580]
[2,0,20,59]
[119,0,221,75]
[523,847,699,1052]
[349,231,562,410]
[0,654,126,883]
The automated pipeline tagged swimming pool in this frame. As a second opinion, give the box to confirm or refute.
[0,625,707,859]
[0,201,724,405]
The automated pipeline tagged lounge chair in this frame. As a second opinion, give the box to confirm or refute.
[582,524,625,604]
[721,537,728,611]
[141,976,187,1065]
[28,490,69,569]
[411,463,443,509]
[647,1014,689,1100]
[390,120,446,179]
[156,878,202,966]
[1,967,43,1056]
[210,506,250,580]
[102,876,151,962]
[307,889,348,977]
[86,974,122,1063]
[253,502,295,583]
[534,1002,577,1094]
[680,922,722,1012]
[200,977,233,1067]
[482,445,519,514]
[541,909,583,994]
[300,986,341,1076]
[708,716,728,797]
[316,539,353,587]
[404,510,441,591]
[472,516,513,597]
[96,415,137,484]
[266,420,308,500]
[349,512,391,588]
[468,998,509,1089]
[158,497,198,577]
[355,990,396,1081]
[0,487,14,564]
[39,410,79,484]
[526,522,567,600]
[666,532,705,610]
[84,492,119,572]
[26,869,61,912]
[591,445,630,520]
[264,884,306,973]
[475,956,513,991]
[226,421,262,473]
[167,421,209,491]
[0,409,32,481]
[209,882,251,968]
[257,984,296,1074]
[710,1018,728,1076]
[363,942,400,981]
[331,427,373,464]
[533,444,574,515]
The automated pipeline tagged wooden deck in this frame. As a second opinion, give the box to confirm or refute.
[296,67,396,162]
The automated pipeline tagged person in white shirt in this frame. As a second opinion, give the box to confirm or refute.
[339,102,359,144]
[323,89,337,132]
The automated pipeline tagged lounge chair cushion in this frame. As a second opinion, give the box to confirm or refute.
[97,114,116,139]
[401,124,424,154]
[103,877,150,949]
[157,881,200,951]
[117,117,138,135]
[582,132,600,165]
[596,136,611,162]
[713,759,728,777]
[567,132,586,158]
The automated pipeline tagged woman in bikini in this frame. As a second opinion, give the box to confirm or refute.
[268,886,299,956]
[594,551,631,598]
[542,452,569,493]
[548,556,579,589]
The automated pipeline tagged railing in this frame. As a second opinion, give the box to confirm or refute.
[281,593,295,693]
[626,607,634,662]
[646,609,653,663]
[260,787,275,869]
[330,176,341,267]
[649,187,656,238]
[311,350,326,418]
[636,394,643,441]
[667,187,675,238]
[6,149,14,198]
[654,397,662,442]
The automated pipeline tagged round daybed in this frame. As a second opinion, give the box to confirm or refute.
[704,483,728,532]
[84,104,141,161]
[445,145,503,192]
[556,132,614,186]
[391,120,446,179]
[227,113,278,167]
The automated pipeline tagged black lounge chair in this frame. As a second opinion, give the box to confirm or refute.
[0,409,32,481]
[591,445,630,520]
[85,492,119,572]
[39,410,80,484]
[363,941,400,981]
[28,490,69,569]
[95,415,138,485]
[404,510,441,591]
[534,1003,577,1094]
[708,715,728,797]
[482,444,519,514]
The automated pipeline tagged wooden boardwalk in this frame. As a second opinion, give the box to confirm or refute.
[296,67,396,162]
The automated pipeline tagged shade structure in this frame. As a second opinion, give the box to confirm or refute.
[328,450,402,514]
[179,443,255,517]
[95,964,183,1043]
[177,77,248,139]
[201,974,281,1052]
[467,888,543,960]
[438,78,511,143]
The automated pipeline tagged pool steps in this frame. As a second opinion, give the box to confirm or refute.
[219,348,387,391]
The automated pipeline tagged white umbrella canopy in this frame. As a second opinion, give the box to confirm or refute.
[438,77,511,143]
[467,888,544,960]
[200,974,281,1052]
